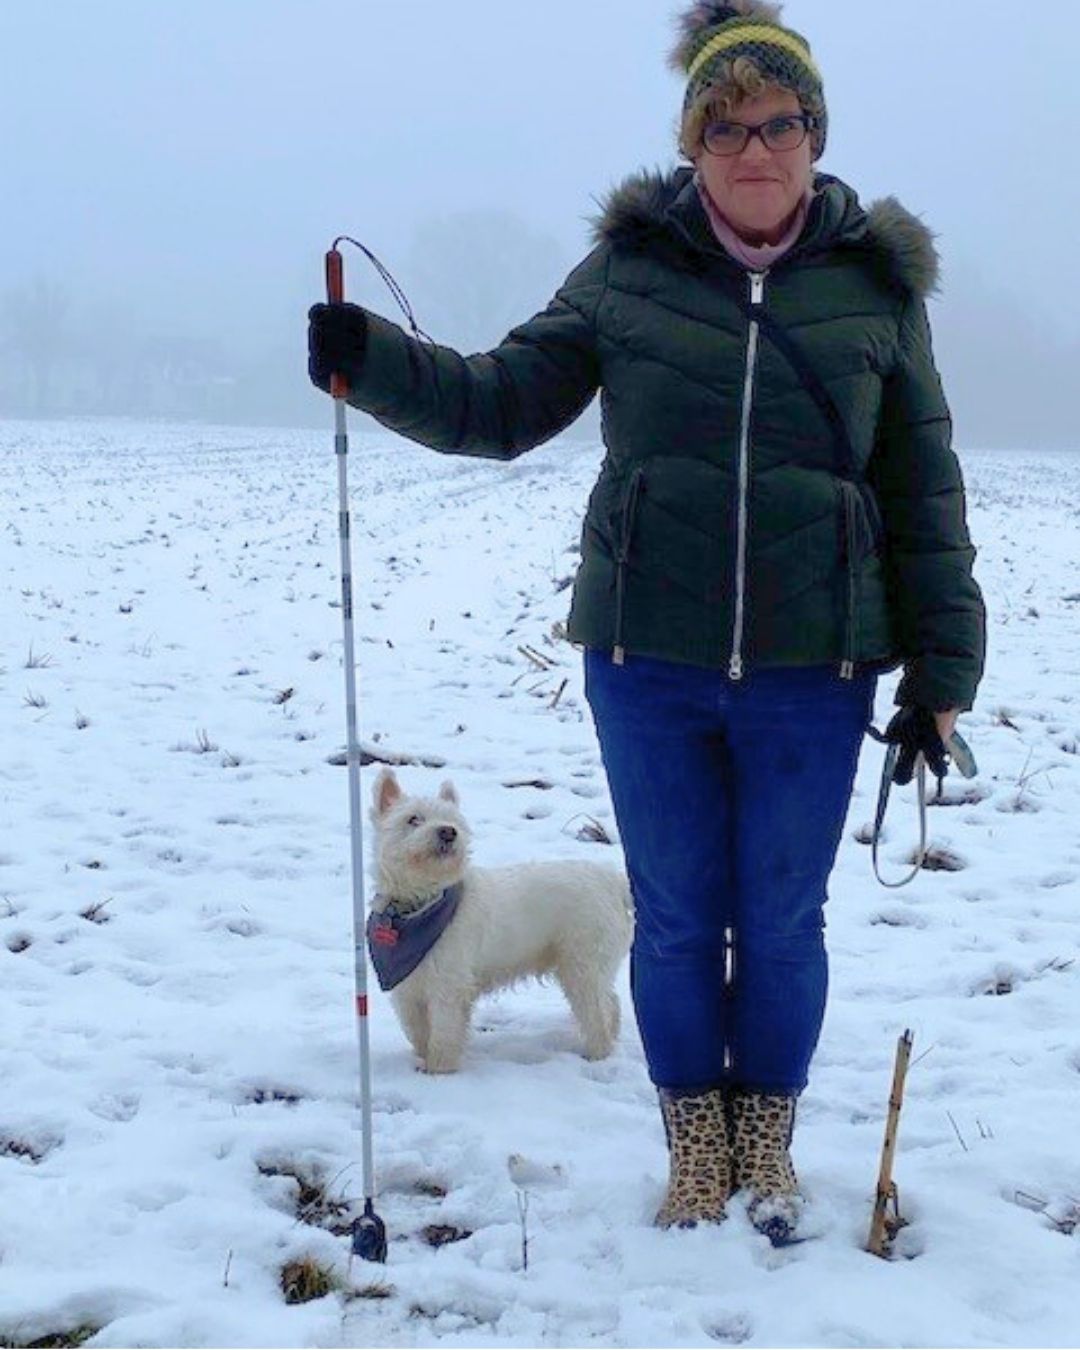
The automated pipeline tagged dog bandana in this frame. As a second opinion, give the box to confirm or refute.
[365,884,463,992]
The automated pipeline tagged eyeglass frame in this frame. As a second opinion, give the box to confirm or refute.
[701,112,818,158]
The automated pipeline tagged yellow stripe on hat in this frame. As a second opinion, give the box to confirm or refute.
[687,24,821,85]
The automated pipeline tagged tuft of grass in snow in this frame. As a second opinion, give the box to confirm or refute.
[246,1084,302,1107]
[420,1223,472,1248]
[1,1324,102,1348]
[0,1135,56,1165]
[258,1160,353,1235]
[171,729,218,754]
[564,813,613,845]
[330,743,447,770]
[24,645,54,669]
[347,1282,395,1301]
[80,898,112,924]
[1014,1189,1080,1235]
[279,1257,341,1305]
[411,1178,448,1198]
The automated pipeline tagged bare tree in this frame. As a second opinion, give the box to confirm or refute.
[408,209,573,354]
[2,276,71,414]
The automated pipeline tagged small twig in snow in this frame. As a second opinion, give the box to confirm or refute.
[516,1189,531,1273]
[518,644,554,670]
[946,1111,969,1152]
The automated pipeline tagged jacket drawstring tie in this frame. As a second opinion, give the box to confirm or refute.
[612,467,645,666]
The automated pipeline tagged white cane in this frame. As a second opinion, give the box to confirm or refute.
[325,242,386,1262]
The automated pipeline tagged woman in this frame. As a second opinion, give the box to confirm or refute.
[308,0,986,1244]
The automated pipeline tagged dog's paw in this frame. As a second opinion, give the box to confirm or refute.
[418,1058,462,1075]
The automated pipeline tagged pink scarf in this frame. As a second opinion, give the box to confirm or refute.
[695,173,815,270]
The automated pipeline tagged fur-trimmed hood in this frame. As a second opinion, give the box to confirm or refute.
[590,166,939,297]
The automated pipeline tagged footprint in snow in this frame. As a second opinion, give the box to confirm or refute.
[907,843,967,872]
[507,1153,568,1189]
[86,1091,141,1123]
[869,907,929,929]
[971,963,1024,996]
[703,1312,753,1345]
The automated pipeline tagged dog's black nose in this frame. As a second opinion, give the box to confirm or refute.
[437,826,457,845]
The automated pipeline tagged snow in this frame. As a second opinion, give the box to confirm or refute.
[1,417,1079,1349]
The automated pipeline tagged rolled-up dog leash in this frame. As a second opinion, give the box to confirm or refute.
[865,726,978,888]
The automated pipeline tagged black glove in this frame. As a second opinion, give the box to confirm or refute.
[881,706,949,786]
[308,302,369,394]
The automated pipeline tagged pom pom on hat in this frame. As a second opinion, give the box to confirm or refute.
[669,0,786,73]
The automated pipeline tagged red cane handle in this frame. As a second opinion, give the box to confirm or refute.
[325,248,348,399]
[326,247,344,303]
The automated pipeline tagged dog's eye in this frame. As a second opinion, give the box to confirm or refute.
[407,814,424,828]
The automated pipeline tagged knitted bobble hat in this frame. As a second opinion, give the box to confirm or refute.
[670,0,827,159]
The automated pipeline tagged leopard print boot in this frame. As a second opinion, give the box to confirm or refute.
[728,1088,801,1245]
[655,1087,732,1229]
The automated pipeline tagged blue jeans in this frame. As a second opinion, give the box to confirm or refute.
[584,650,876,1095]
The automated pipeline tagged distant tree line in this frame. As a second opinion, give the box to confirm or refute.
[0,211,597,433]
[0,275,238,422]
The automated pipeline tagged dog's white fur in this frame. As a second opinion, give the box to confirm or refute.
[370,769,633,1074]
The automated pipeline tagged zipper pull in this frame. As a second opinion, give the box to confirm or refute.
[749,271,766,307]
[728,653,743,681]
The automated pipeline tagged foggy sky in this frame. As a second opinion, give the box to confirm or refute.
[3,1,1078,446]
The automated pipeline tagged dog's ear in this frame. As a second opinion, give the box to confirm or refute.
[373,768,402,816]
[438,780,459,806]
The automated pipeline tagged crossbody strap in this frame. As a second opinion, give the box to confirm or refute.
[728,287,858,479]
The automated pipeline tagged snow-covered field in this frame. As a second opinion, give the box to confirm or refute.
[2,417,1079,1350]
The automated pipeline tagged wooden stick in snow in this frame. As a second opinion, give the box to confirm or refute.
[867,1028,914,1258]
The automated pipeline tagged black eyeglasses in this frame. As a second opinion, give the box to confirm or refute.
[702,113,817,157]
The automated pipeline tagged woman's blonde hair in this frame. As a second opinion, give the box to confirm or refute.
[678,55,825,160]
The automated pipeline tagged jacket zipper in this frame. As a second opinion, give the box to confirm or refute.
[728,270,766,681]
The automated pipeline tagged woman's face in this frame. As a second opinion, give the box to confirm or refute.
[695,86,814,245]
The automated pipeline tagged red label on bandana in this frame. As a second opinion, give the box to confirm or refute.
[366,885,462,991]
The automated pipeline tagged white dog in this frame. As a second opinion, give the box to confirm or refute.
[367,768,633,1074]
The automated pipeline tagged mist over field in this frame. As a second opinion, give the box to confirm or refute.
[2,0,1078,448]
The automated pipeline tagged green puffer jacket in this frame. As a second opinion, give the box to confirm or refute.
[344,167,986,711]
